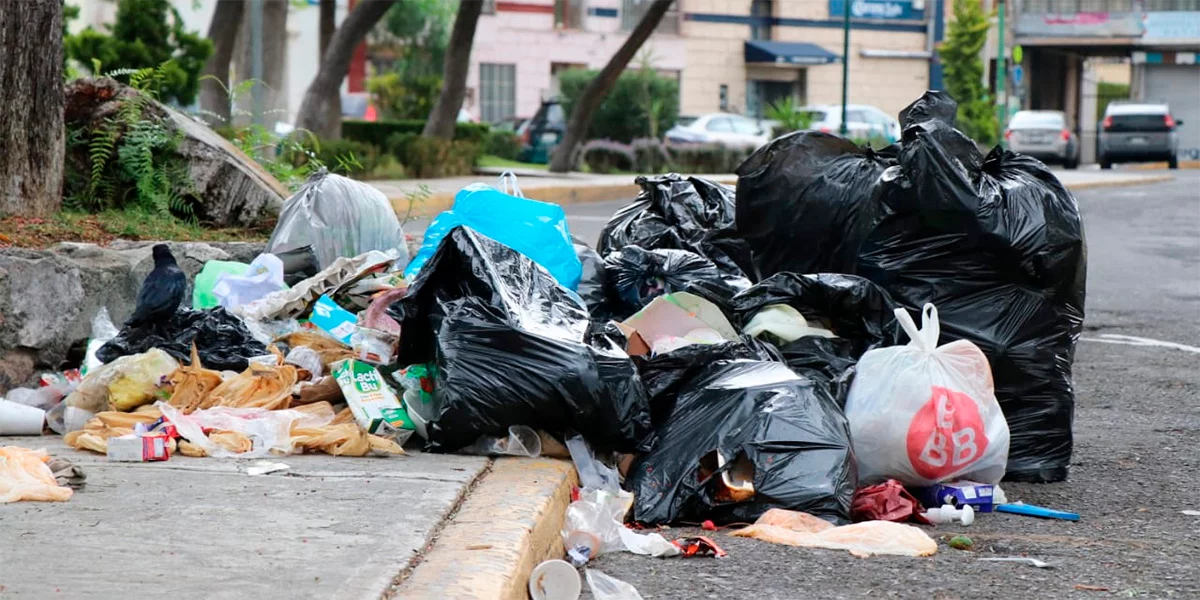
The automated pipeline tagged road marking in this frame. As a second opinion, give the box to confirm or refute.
[1081,334,1200,354]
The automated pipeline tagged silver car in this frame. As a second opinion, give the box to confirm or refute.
[1098,103,1183,169]
[1005,110,1079,169]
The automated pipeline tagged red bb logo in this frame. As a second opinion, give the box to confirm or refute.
[905,386,989,481]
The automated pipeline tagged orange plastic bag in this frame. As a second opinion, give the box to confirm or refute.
[0,446,73,503]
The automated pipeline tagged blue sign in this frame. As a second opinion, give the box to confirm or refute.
[828,0,925,21]
[1012,65,1024,86]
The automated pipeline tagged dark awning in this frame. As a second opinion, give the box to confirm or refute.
[744,40,840,66]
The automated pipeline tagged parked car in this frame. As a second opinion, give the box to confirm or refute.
[518,99,566,164]
[797,104,901,143]
[1004,110,1080,169]
[665,113,771,149]
[1098,102,1184,169]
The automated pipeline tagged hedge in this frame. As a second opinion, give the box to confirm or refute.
[342,119,490,149]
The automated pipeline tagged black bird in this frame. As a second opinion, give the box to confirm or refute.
[126,244,186,328]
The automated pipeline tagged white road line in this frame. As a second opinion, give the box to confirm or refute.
[1081,334,1200,354]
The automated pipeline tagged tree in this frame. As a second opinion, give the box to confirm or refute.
[65,0,213,106]
[198,0,243,125]
[0,0,65,218]
[294,0,397,141]
[233,0,289,125]
[318,0,341,129]
[939,0,997,145]
[549,0,674,172]
[366,0,455,121]
[422,0,483,139]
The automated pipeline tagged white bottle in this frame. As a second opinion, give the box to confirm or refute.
[923,503,975,526]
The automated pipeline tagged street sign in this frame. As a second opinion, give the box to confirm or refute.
[1012,65,1024,86]
[1013,45,1023,64]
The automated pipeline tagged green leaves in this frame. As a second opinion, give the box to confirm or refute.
[938,0,998,146]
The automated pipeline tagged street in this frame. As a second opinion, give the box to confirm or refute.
[567,170,1200,599]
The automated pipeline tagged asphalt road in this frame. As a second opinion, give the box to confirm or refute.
[568,171,1200,599]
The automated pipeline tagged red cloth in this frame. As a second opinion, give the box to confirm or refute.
[851,479,930,524]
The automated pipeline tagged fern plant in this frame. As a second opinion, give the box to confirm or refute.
[67,64,197,218]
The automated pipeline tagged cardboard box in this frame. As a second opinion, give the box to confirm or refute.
[311,295,358,344]
[107,433,171,462]
[917,481,996,513]
[334,359,414,442]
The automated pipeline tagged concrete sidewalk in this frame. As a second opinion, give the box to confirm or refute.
[0,436,490,599]
[371,168,1170,218]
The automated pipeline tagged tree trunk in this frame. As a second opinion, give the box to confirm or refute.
[422,0,484,139]
[318,0,341,130]
[294,0,396,140]
[233,0,289,127]
[549,0,673,173]
[0,0,64,218]
[198,0,244,127]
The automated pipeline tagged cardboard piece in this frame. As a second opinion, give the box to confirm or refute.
[311,295,358,344]
[333,359,414,442]
[617,292,739,357]
[107,433,171,462]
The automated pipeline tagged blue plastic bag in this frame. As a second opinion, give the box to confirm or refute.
[405,174,582,290]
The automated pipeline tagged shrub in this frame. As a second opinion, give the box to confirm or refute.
[485,130,522,160]
[764,97,814,138]
[65,0,212,105]
[367,72,442,121]
[342,119,490,149]
[580,140,636,174]
[665,143,753,174]
[401,138,480,178]
[631,138,672,173]
[559,68,680,143]
[311,139,379,177]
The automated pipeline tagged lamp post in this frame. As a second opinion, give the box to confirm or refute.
[995,0,1006,132]
[840,0,851,135]
[250,0,264,126]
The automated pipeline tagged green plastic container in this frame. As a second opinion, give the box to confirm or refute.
[192,260,250,309]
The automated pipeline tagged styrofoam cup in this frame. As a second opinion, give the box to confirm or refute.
[528,559,581,600]
[0,399,46,435]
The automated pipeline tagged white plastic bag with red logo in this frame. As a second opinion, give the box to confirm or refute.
[844,303,1010,486]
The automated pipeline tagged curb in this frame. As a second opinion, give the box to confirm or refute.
[389,173,1167,218]
[389,457,578,600]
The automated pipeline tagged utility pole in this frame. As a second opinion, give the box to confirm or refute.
[995,0,1006,132]
[840,0,851,135]
[250,0,264,126]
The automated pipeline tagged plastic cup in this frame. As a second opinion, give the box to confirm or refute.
[528,559,581,600]
[0,399,46,435]
[564,530,602,566]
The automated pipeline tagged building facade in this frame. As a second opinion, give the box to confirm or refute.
[470,0,948,122]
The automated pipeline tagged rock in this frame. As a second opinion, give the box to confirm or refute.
[0,242,266,392]
[63,77,287,227]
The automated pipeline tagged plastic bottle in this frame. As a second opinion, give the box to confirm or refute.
[922,503,975,526]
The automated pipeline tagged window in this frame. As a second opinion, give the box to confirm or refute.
[719,84,729,112]
[732,117,762,135]
[622,0,680,34]
[480,63,516,124]
[706,117,734,133]
[751,0,773,41]
[555,0,585,29]
[747,79,796,118]
[846,109,868,124]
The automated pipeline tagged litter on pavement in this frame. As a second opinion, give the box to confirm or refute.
[2,95,1088,596]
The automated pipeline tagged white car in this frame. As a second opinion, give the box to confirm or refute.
[665,113,772,149]
[797,104,901,143]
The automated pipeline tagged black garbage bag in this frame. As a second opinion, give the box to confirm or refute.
[626,360,856,525]
[96,308,266,371]
[573,239,611,318]
[604,246,748,317]
[598,174,756,281]
[632,338,781,427]
[857,96,1086,482]
[735,132,897,277]
[730,273,901,358]
[389,226,652,453]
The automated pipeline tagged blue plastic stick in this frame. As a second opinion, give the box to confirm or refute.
[996,503,1080,521]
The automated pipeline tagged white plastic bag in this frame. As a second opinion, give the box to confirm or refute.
[586,570,645,600]
[83,308,119,375]
[266,170,408,270]
[844,303,1010,486]
[212,254,288,309]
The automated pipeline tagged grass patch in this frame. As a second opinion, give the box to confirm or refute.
[0,210,273,249]
[478,154,548,171]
